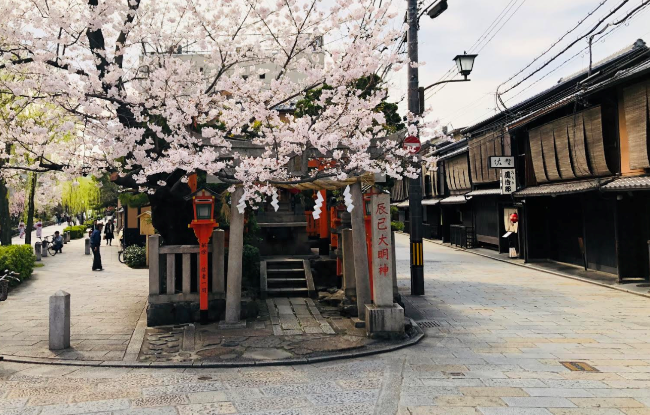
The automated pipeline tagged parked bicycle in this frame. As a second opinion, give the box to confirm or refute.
[0,269,20,301]
[39,235,58,256]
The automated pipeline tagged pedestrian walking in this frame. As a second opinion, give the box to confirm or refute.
[91,223,104,271]
[104,220,115,246]
[18,221,25,239]
[35,219,43,239]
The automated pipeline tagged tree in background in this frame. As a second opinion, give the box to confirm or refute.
[295,74,405,134]
[61,177,101,219]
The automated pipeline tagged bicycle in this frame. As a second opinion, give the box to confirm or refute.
[0,269,20,301]
[40,235,59,256]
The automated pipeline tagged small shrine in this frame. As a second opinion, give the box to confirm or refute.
[146,174,404,337]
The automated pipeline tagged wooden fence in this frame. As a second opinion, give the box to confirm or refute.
[148,230,226,305]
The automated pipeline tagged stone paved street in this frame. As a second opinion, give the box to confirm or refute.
[0,227,148,360]
[2,232,650,414]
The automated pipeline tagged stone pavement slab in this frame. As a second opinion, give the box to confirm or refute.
[0,227,148,361]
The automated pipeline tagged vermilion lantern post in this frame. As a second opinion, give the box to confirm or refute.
[186,187,219,323]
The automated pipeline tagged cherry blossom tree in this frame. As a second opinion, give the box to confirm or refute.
[8,188,25,220]
[0,0,431,242]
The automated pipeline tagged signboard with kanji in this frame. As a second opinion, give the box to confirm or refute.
[489,156,515,169]
[500,169,516,194]
[371,193,393,307]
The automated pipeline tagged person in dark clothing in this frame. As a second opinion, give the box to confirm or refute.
[104,220,115,246]
[52,231,63,253]
[91,223,104,271]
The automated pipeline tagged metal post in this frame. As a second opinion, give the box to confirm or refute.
[407,0,424,295]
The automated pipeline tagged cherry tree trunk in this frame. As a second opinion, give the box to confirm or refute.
[147,183,196,246]
[0,178,11,246]
[25,173,37,246]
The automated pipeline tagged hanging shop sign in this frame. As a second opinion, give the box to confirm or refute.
[500,169,516,195]
[489,156,515,168]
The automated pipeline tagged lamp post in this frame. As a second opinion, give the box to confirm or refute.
[407,0,477,296]
[185,187,219,324]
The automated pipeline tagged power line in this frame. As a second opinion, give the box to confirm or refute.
[439,1,648,133]
[503,4,649,104]
[496,0,611,92]
[424,0,527,100]
[438,0,623,123]
[476,0,529,54]
[467,45,648,136]
[426,0,522,96]
[498,0,642,97]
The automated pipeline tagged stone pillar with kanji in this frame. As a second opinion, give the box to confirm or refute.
[365,192,404,337]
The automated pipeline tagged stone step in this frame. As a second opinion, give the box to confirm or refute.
[267,287,309,293]
[261,259,316,300]
[266,258,304,263]
[267,278,306,283]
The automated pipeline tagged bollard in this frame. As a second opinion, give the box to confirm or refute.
[84,238,90,255]
[35,242,42,261]
[64,232,69,244]
[42,241,48,257]
[49,290,70,350]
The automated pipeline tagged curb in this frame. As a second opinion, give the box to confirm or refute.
[404,232,650,301]
[1,319,424,369]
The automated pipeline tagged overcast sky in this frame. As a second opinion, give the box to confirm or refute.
[385,0,650,134]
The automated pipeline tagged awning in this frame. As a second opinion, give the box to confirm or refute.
[436,146,469,161]
[466,188,502,197]
[394,200,410,208]
[440,195,468,205]
[601,176,650,191]
[422,198,442,206]
[514,178,612,198]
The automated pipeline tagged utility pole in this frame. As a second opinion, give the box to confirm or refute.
[407,0,425,296]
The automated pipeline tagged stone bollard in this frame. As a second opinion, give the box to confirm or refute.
[49,290,70,350]
[84,238,90,255]
[64,232,69,244]
[35,242,42,261]
[42,241,48,257]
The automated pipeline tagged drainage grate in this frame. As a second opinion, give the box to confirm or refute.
[417,321,441,328]
[445,372,465,377]
[561,362,599,372]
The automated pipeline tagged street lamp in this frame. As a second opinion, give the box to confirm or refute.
[426,0,448,19]
[453,53,478,80]
[417,53,478,114]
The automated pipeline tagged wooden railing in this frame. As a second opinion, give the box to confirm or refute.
[148,230,226,305]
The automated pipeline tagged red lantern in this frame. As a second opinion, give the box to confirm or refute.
[509,213,519,224]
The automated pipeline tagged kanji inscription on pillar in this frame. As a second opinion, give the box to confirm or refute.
[371,192,393,307]
[199,241,209,311]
